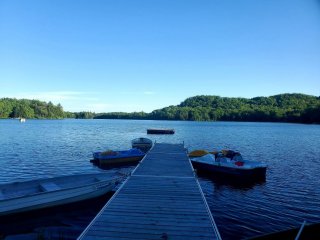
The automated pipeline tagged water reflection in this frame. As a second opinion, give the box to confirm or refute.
[1,120,320,240]
[196,171,266,190]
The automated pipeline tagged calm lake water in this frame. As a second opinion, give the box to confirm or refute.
[0,119,320,239]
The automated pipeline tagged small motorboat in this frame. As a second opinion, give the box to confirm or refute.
[92,148,145,166]
[0,173,124,216]
[190,149,267,178]
[147,128,175,134]
[131,137,153,152]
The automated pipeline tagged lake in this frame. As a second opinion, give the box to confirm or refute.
[0,119,320,239]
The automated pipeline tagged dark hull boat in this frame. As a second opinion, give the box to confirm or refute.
[92,148,145,166]
[190,150,267,178]
[147,128,175,134]
[191,159,267,178]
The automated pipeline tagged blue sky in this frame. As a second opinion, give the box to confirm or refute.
[1,0,319,113]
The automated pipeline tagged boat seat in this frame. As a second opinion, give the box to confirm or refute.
[40,182,61,192]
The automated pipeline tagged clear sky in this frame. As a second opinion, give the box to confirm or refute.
[1,0,319,113]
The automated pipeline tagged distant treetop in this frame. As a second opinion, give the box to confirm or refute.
[0,98,65,119]
[1,94,319,123]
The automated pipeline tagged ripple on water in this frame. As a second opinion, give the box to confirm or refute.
[0,120,320,239]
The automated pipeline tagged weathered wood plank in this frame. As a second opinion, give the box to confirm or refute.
[86,226,215,239]
[99,212,212,222]
[78,143,220,240]
[89,225,215,237]
[107,203,209,212]
[95,217,213,227]
[93,219,213,228]
[101,209,210,218]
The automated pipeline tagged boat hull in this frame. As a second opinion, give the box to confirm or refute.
[92,149,145,166]
[191,160,267,178]
[147,129,175,134]
[131,138,153,152]
[0,174,121,216]
[97,156,144,166]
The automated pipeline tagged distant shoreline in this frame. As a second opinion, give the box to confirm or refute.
[1,93,319,124]
[1,117,319,125]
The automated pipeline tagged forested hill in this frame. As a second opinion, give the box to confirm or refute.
[0,98,68,119]
[1,94,320,123]
[148,94,320,123]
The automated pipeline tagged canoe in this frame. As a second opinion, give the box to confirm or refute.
[147,128,175,134]
[92,148,145,166]
[0,173,123,216]
[131,138,153,152]
[190,150,267,178]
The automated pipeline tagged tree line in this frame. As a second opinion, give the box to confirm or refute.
[0,98,65,119]
[1,94,319,123]
[94,94,320,123]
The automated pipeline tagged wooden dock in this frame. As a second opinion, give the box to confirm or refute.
[78,143,221,240]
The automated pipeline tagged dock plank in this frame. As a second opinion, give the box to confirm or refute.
[78,143,221,240]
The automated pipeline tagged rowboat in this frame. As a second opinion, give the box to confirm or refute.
[0,173,123,216]
[190,150,267,178]
[92,148,145,166]
[131,137,153,152]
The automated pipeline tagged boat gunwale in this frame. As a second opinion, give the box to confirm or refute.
[93,151,145,161]
[191,159,267,170]
[0,174,123,202]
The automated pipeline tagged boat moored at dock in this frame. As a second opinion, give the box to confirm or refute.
[190,149,267,178]
[92,148,145,166]
[0,173,124,216]
[131,137,153,152]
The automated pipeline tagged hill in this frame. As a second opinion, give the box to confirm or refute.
[0,98,66,119]
[148,94,320,123]
[1,94,319,123]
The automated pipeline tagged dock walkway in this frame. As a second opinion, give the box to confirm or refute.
[78,143,221,240]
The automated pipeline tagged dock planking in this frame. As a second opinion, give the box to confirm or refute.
[78,143,221,240]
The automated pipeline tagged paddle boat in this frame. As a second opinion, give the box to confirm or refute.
[92,148,145,166]
[189,149,267,178]
[131,137,153,152]
[0,173,124,216]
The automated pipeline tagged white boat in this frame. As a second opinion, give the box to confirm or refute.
[190,150,267,178]
[19,118,26,122]
[0,173,124,216]
[131,137,153,152]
